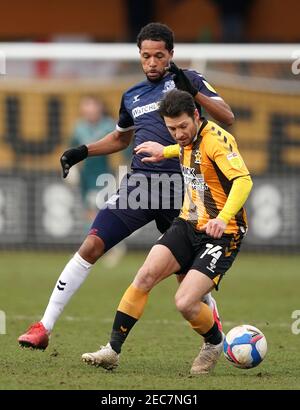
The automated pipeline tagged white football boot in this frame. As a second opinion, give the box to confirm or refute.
[82,343,119,370]
[190,333,225,375]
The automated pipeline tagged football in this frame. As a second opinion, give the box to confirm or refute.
[223,325,267,369]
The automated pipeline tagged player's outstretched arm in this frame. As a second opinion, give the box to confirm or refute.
[167,61,234,126]
[60,129,133,178]
[163,144,180,158]
[135,141,180,163]
[194,93,234,126]
[87,129,133,156]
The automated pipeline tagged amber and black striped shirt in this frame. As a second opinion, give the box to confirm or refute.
[179,119,249,234]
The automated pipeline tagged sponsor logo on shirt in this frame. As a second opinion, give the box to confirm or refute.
[227,152,243,169]
[133,95,140,103]
[181,165,208,191]
[132,101,160,118]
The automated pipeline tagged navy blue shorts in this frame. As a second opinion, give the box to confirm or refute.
[89,172,183,252]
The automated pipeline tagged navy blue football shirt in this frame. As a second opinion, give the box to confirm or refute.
[117,70,221,174]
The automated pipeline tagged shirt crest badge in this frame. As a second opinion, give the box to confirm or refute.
[194,150,201,164]
[162,80,175,93]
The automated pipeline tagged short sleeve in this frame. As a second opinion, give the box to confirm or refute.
[185,70,221,99]
[116,94,135,132]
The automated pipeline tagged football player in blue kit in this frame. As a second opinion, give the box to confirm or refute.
[18,23,234,350]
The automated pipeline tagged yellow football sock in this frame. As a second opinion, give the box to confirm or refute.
[117,284,149,320]
[189,302,214,335]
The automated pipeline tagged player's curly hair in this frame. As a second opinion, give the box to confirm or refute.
[137,23,174,52]
[159,89,196,119]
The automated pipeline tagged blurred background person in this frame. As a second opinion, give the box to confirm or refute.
[68,95,126,266]
[69,95,115,226]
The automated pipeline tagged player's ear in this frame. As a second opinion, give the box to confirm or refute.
[166,51,174,66]
[194,108,199,121]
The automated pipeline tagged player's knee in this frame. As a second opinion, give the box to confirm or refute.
[78,235,105,264]
[175,293,193,317]
[133,265,157,292]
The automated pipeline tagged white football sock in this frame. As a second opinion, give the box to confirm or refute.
[41,252,92,332]
[202,292,212,306]
[202,292,220,319]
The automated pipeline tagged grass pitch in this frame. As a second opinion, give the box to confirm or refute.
[0,251,300,390]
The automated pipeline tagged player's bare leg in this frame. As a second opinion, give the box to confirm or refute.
[175,270,224,374]
[177,274,222,331]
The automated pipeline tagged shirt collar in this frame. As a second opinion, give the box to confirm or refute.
[189,118,208,146]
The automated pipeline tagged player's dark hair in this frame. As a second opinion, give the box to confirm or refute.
[159,89,196,119]
[137,23,174,52]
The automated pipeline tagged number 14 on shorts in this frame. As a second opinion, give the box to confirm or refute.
[200,244,222,260]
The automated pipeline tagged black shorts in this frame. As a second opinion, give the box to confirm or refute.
[156,218,244,289]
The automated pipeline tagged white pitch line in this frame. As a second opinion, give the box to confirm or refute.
[10,315,292,328]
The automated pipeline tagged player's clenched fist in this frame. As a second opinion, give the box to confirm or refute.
[200,218,227,239]
[60,145,88,178]
[167,61,198,97]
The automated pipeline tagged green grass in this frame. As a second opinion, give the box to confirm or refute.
[0,251,300,390]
